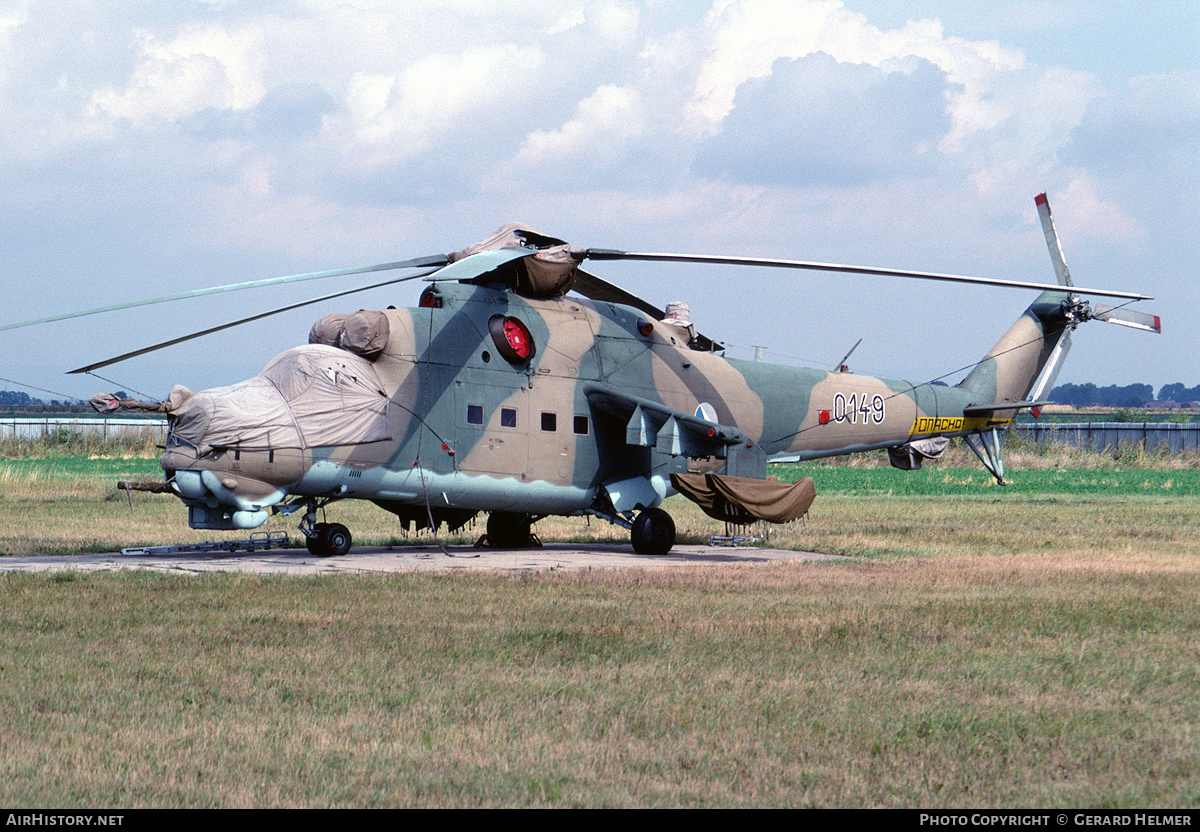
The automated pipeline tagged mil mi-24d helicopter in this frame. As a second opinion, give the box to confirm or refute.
[9,194,1160,556]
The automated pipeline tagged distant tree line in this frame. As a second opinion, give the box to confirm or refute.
[1048,382,1200,408]
[0,390,91,411]
[0,390,130,409]
[1049,383,1155,408]
[1156,383,1200,403]
[0,390,39,406]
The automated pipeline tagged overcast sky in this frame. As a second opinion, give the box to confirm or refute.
[1,0,1195,402]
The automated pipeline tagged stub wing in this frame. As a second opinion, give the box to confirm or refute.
[963,399,1052,415]
[582,383,747,460]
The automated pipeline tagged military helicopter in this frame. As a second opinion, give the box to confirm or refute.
[11,194,1160,556]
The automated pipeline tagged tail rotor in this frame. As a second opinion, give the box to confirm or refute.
[1035,191,1162,335]
[1027,192,1161,404]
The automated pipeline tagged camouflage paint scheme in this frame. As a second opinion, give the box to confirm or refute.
[158,243,1073,552]
[62,195,1151,554]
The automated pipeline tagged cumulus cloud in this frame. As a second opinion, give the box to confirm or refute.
[681,0,1102,197]
[321,44,545,161]
[694,52,954,186]
[689,0,863,124]
[1066,70,1200,183]
[1057,69,1199,269]
[1049,176,1143,246]
[513,85,647,175]
[0,0,1193,397]
[90,26,267,128]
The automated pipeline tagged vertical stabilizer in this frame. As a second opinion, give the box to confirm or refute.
[957,291,1071,407]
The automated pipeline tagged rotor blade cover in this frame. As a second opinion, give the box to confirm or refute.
[671,473,816,524]
[446,223,585,298]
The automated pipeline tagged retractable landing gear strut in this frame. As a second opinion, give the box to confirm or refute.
[585,498,677,556]
[300,499,352,557]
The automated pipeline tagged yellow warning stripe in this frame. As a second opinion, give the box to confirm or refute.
[910,415,1014,435]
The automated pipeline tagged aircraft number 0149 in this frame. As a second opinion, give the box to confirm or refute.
[832,392,885,425]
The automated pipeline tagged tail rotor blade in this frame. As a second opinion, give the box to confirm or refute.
[1028,328,1072,404]
[1035,192,1074,288]
[1035,193,1160,335]
[1092,304,1162,334]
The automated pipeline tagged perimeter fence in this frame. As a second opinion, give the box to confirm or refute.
[0,416,168,442]
[1014,422,1200,455]
[3,416,1198,456]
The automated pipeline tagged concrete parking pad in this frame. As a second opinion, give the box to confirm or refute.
[0,543,845,575]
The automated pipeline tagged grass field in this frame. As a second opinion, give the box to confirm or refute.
[1,442,1198,807]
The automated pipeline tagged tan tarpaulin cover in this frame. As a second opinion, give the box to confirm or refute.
[91,386,194,415]
[338,309,390,358]
[448,222,585,298]
[671,473,817,524]
[164,345,391,453]
[308,311,389,358]
[309,313,347,346]
[887,436,951,470]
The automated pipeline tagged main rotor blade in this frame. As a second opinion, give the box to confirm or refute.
[68,267,441,374]
[584,249,1152,302]
[4,254,449,334]
[573,269,720,351]
[573,269,666,319]
[422,247,535,281]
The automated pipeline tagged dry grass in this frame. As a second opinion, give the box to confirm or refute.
[0,443,1197,561]
[0,427,161,460]
[2,555,1198,808]
[1,451,1198,807]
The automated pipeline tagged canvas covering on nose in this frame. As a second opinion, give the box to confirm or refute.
[165,345,391,454]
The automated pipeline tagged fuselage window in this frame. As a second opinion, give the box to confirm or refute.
[573,415,589,435]
[541,412,557,432]
[501,407,517,428]
[467,404,484,425]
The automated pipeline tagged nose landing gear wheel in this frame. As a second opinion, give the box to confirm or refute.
[305,522,353,557]
[631,507,675,555]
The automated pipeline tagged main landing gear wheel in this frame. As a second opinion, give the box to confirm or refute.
[306,522,352,557]
[631,507,675,555]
